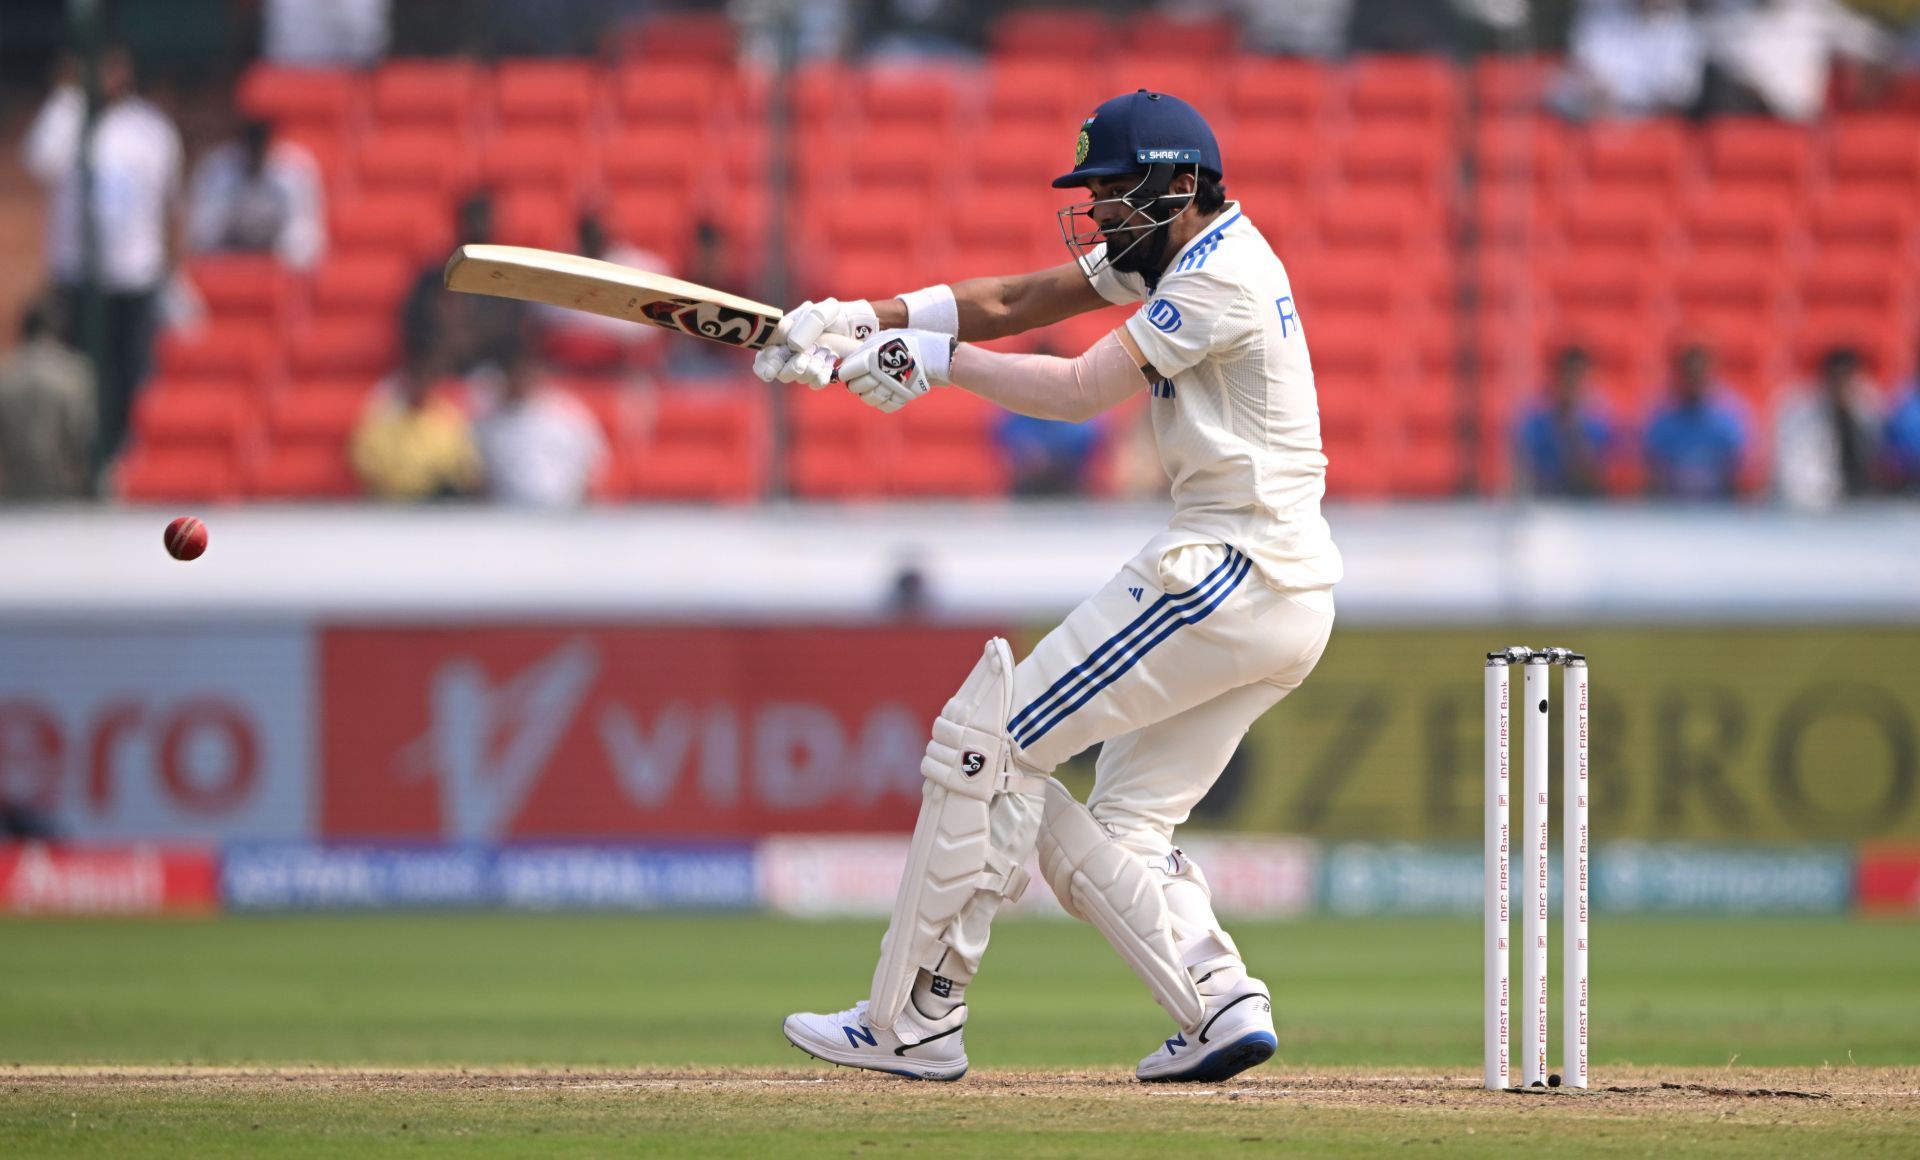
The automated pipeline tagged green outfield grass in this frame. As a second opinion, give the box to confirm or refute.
[2,915,1916,1156]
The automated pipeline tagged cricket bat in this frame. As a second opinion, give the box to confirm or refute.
[444,244,851,355]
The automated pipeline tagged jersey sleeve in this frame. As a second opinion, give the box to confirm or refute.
[1121,268,1247,377]
[1079,245,1148,306]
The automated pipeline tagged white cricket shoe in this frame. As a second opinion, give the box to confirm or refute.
[1136,979,1277,1083]
[783,999,968,1081]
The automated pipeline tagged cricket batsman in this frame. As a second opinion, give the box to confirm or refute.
[753,90,1341,1083]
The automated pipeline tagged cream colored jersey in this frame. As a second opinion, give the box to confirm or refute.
[1085,204,1342,591]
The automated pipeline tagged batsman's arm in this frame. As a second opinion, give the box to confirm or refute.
[873,262,1111,343]
[947,328,1152,424]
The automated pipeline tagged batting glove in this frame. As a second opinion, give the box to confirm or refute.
[752,298,879,390]
[839,329,953,413]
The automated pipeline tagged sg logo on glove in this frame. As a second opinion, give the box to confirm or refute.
[877,338,917,381]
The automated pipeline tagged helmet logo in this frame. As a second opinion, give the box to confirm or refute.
[1074,129,1090,165]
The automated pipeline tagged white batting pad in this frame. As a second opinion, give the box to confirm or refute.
[1036,778,1206,1031]
[868,638,1041,1030]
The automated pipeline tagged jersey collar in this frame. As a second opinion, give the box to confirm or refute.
[1164,202,1242,273]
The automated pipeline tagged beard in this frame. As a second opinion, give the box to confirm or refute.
[1104,221,1169,275]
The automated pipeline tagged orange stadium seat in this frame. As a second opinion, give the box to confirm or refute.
[133,386,260,455]
[493,190,574,252]
[1578,121,1692,195]
[1674,254,1790,322]
[370,58,487,136]
[1799,255,1910,316]
[615,60,734,128]
[889,390,1008,499]
[788,389,893,498]
[789,61,855,127]
[603,124,706,196]
[1682,189,1802,261]
[155,322,281,391]
[1473,117,1572,191]
[483,127,597,203]
[862,67,968,129]
[266,383,371,448]
[182,255,295,329]
[1703,119,1814,200]
[1110,56,1226,111]
[1346,57,1460,131]
[1122,10,1236,56]
[843,125,957,196]
[237,65,360,135]
[987,61,1106,126]
[309,253,417,323]
[1314,192,1440,256]
[1471,55,1558,118]
[249,445,360,500]
[288,317,399,382]
[1809,189,1918,259]
[992,8,1114,60]
[119,449,243,503]
[1334,125,1455,199]
[1828,116,1920,192]
[355,128,478,196]
[495,59,602,133]
[1228,59,1331,127]
[1554,192,1675,257]
[329,192,451,262]
[628,385,768,502]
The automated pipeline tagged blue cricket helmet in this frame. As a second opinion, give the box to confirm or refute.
[1052,89,1224,189]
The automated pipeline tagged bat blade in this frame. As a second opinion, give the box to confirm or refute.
[443,244,785,351]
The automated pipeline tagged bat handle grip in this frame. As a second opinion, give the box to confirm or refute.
[816,332,861,383]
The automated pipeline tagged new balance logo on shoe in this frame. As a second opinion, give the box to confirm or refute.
[1163,1032,1186,1056]
[844,1024,878,1049]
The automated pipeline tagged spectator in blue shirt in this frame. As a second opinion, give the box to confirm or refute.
[1887,379,1920,494]
[1644,344,1751,500]
[996,411,1103,497]
[1516,345,1617,498]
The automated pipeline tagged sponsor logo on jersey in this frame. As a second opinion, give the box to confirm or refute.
[1145,299,1182,333]
[1128,587,1144,602]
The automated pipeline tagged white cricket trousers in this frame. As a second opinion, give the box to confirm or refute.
[942,531,1335,980]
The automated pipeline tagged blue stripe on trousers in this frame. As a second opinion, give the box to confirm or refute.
[1006,546,1244,739]
[1010,549,1251,748]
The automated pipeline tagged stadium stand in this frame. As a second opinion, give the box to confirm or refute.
[105,10,1920,504]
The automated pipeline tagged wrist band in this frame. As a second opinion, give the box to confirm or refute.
[900,284,959,336]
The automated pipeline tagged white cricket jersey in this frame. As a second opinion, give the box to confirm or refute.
[1085,203,1342,591]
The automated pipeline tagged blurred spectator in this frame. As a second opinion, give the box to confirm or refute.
[349,351,479,502]
[1348,0,1471,53]
[997,411,1102,496]
[262,0,389,64]
[185,118,325,271]
[1552,0,1706,120]
[0,295,96,501]
[886,554,930,619]
[1883,355,1920,493]
[533,211,670,378]
[856,0,990,59]
[0,798,59,840]
[1644,344,1752,500]
[1514,346,1618,498]
[402,191,529,377]
[1229,0,1355,56]
[471,343,609,508]
[21,45,182,473]
[1700,0,1894,120]
[1774,347,1880,509]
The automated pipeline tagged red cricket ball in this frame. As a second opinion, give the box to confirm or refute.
[164,516,208,561]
